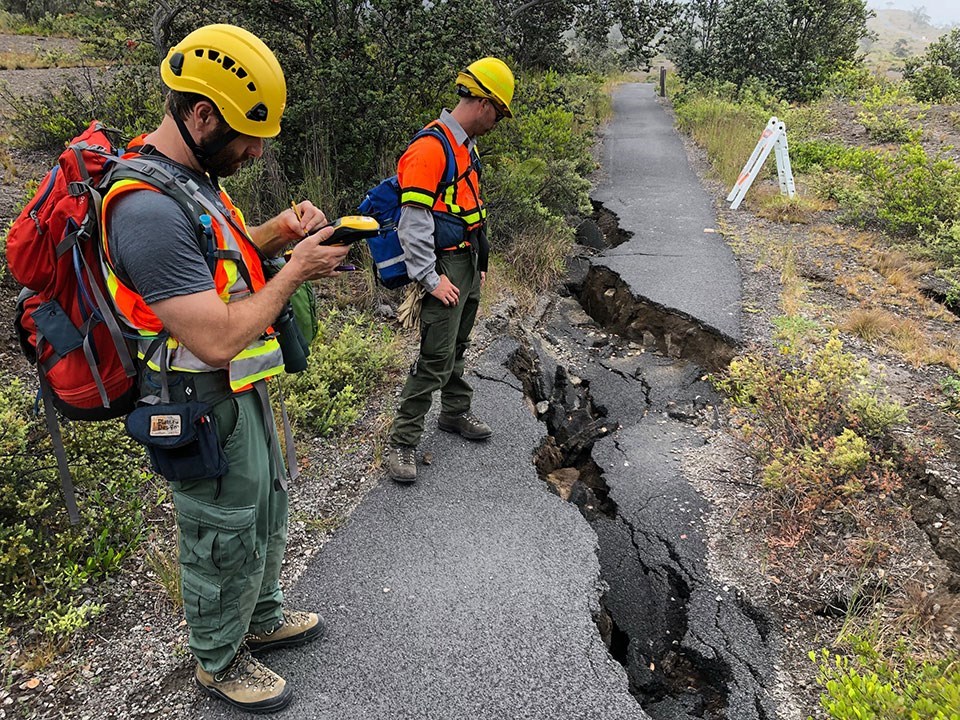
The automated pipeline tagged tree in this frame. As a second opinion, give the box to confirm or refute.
[668,0,871,101]
[904,27,960,102]
[493,0,583,69]
[893,38,911,58]
[910,5,930,26]
[781,0,873,100]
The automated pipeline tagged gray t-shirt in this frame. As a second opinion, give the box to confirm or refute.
[106,156,227,305]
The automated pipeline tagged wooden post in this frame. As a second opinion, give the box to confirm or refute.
[659,66,666,97]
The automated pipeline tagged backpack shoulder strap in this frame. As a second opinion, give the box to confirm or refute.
[412,125,458,190]
[104,157,219,276]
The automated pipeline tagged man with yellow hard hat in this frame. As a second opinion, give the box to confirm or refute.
[101,24,348,713]
[386,57,515,481]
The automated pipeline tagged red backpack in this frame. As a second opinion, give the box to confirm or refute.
[10,123,140,420]
[7,121,198,523]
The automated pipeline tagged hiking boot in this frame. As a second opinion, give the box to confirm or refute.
[387,445,417,483]
[438,411,492,440]
[246,610,325,655]
[195,649,291,714]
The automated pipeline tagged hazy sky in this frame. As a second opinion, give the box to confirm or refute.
[868,0,960,26]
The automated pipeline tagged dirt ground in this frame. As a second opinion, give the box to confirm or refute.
[670,95,960,717]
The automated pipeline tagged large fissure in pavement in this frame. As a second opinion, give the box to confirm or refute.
[504,204,775,720]
[577,266,736,373]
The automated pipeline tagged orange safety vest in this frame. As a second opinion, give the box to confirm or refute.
[100,155,284,392]
[398,120,486,230]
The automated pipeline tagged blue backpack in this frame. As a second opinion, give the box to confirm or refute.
[359,126,459,289]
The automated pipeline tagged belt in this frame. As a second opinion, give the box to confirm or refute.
[443,243,473,255]
[143,368,236,406]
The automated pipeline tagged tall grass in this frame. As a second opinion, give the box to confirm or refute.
[673,96,770,186]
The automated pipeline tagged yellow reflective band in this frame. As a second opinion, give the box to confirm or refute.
[401,190,435,207]
[223,260,239,300]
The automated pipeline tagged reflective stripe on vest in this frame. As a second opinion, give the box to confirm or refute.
[399,121,485,230]
[101,177,284,391]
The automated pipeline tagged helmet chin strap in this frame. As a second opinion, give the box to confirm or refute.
[172,111,239,183]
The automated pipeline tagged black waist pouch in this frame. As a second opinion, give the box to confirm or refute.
[126,402,229,483]
[432,211,467,250]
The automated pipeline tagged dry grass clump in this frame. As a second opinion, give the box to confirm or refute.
[843,308,960,369]
[752,186,835,224]
[888,582,960,640]
[871,250,932,293]
[842,307,901,342]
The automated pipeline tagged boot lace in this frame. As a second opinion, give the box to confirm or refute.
[214,649,279,690]
[397,446,416,465]
[460,412,484,428]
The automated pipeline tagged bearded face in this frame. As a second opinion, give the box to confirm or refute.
[200,119,263,177]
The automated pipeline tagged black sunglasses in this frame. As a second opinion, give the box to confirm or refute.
[487,99,505,123]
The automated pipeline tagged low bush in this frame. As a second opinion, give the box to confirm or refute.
[789,140,880,175]
[1,63,163,152]
[715,331,907,538]
[0,373,162,647]
[285,309,403,436]
[481,70,600,294]
[904,27,960,104]
[868,143,960,237]
[812,636,960,719]
[856,83,923,144]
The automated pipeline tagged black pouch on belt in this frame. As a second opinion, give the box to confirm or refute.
[126,401,228,483]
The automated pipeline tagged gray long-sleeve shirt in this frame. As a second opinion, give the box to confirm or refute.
[399,110,476,293]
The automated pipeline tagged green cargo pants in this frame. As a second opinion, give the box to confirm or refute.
[159,373,288,674]
[390,249,481,448]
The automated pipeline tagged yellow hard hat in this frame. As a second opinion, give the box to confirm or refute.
[161,24,286,138]
[456,57,515,118]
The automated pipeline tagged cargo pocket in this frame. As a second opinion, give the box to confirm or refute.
[174,492,257,576]
[180,564,223,634]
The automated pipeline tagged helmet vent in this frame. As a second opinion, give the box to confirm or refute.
[207,50,220,62]
[222,56,235,71]
[236,67,247,79]
[194,49,203,57]
[247,82,256,92]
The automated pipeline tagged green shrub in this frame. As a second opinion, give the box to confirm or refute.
[285,309,402,436]
[857,108,919,144]
[856,83,923,144]
[869,143,960,237]
[941,373,960,417]
[790,140,879,174]
[823,62,881,101]
[481,70,600,293]
[907,64,960,103]
[0,373,161,645]
[812,638,960,719]
[715,332,906,529]
[904,27,960,104]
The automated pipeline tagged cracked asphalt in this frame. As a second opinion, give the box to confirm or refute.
[592,83,741,344]
[203,81,765,720]
[204,336,646,720]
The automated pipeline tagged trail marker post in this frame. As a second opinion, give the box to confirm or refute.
[727,116,795,210]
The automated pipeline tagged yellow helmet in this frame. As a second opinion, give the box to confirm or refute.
[456,57,515,118]
[161,24,286,138]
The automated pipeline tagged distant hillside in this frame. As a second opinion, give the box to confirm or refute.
[863,8,948,63]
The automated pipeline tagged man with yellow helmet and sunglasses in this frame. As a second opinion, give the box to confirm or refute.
[102,25,348,713]
[386,57,515,482]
